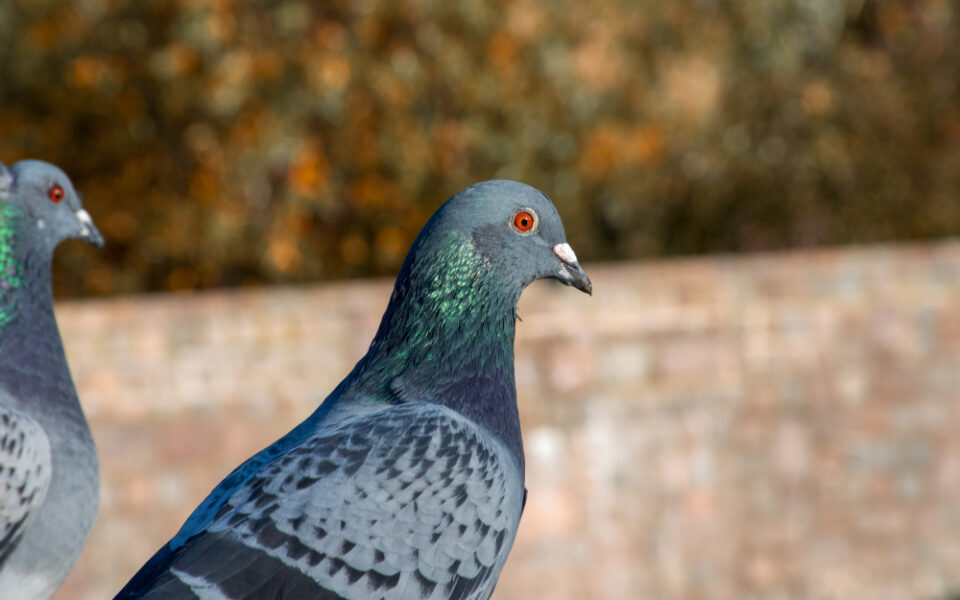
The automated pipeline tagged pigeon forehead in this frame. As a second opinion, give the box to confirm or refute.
[11,160,74,190]
[8,160,83,212]
[441,180,566,237]
[459,180,553,210]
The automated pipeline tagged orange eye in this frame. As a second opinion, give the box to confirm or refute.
[512,210,536,233]
[48,185,64,203]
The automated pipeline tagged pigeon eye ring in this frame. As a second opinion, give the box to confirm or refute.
[48,184,65,203]
[511,208,538,234]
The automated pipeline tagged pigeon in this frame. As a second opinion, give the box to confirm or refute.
[115,180,591,600]
[0,159,104,600]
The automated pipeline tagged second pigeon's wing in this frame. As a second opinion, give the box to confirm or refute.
[0,401,52,566]
[119,402,524,600]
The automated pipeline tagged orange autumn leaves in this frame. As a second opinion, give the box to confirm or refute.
[0,0,957,296]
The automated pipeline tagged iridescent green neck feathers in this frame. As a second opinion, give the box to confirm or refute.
[357,230,518,399]
[0,203,24,328]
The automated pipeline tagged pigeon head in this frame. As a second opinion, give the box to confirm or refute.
[411,180,591,299]
[5,160,104,251]
[372,180,591,345]
[360,180,589,401]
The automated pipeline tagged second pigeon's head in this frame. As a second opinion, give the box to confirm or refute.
[4,160,104,252]
[409,180,591,299]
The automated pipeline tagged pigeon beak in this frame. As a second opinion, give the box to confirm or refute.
[552,242,592,295]
[75,209,104,248]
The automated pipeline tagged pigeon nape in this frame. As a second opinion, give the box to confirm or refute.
[114,180,590,600]
[0,159,103,600]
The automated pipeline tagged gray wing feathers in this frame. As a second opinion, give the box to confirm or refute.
[0,405,52,564]
[160,403,523,600]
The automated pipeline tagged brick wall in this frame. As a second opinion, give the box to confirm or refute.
[53,241,960,600]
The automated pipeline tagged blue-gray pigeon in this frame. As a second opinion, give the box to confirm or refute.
[0,159,104,599]
[115,180,591,600]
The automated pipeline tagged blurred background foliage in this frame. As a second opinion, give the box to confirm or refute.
[0,0,958,296]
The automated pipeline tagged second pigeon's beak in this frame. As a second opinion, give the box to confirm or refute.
[553,243,592,295]
[75,209,105,248]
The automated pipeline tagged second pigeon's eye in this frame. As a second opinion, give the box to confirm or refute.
[512,209,537,234]
[48,185,64,203]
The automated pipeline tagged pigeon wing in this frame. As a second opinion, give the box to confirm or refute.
[122,402,523,600]
[0,402,52,567]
